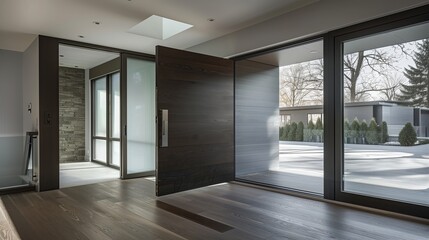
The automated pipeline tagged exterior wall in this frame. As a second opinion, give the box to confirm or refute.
[420,110,429,137]
[382,105,414,136]
[59,67,86,163]
[281,108,322,126]
[345,106,374,124]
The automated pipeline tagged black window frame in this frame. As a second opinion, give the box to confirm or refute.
[233,4,429,219]
[91,71,121,169]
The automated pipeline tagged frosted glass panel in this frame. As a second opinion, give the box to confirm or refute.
[94,78,107,137]
[111,73,120,139]
[127,58,155,174]
[94,139,106,163]
[111,141,120,166]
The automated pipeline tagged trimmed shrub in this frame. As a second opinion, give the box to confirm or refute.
[380,121,389,143]
[360,120,368,144]
[314,117,323,142]
[303,128,313,142]
[296,121,304,141]
[350,118,360,143]
[398,122,417,146]
[279,127,284,140]
[366,118,379,145]
[315,117,323,130]
[307,120,315,130]
[288,122,298,141]
[344,119,351,143]
[282,124,290,140]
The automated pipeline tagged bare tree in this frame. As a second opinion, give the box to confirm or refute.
[279,60,323,107]
[379,73,405,101]
[343,49,397,102]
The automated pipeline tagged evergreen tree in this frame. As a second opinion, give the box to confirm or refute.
[351,118,360,143]
[307,120,315,130]
[380,121,389,143]
[315,117,323,142]
[399,39,429,107]
[344,119,351,143]
[366,118,379,145]
[360,120,368,144]
[282,124,291,140]
[296,122,304,141]
[289,122,298,141]
[398,122,417,146]
[315,117,323,130]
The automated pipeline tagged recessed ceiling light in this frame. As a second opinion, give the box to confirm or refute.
[128,15,193,40]
[208,18,215,22]
[78,35,84,38]
[310,50,317,54]
[59,54,64,57]
[93,21,101,25]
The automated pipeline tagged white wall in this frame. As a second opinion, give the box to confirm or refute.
[22,37,39,133]
[0,49,23,137]
[0,49,24,178]
[189,0,429,57]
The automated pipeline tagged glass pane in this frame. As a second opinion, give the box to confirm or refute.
[342,22,429,206]
[127,58,155,174]
[111,141,120,166]
[94,139,106,163]
[235,40,324,194]
[111,73,120,139]
[94,77,107,137]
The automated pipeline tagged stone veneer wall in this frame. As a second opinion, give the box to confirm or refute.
[59,67,86,163]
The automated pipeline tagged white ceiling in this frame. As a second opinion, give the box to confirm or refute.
[248,40,323,67]
[0,0,317,53]
[59,44,119,69]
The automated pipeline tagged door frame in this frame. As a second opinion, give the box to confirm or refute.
[39,35,154,191]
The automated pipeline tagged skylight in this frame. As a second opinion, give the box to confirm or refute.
[128,15,193,40]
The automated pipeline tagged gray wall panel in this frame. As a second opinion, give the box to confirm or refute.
[235,60,279,176]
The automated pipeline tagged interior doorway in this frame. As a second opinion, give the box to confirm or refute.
[58,44,120,188]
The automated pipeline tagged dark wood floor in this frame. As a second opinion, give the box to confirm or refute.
[0,179,428,240]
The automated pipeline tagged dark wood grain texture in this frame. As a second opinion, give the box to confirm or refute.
[1,178,428,240]
[156,46,234,196]
[89,57,120,80]
[235,60,279,176]
[39,36,60,191]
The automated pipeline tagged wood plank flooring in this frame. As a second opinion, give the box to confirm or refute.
[0,179,428,240]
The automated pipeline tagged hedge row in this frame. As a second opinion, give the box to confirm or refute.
[280,118,324,142]
[344,118,388,144]
[280,117,389,144]
[280,118,419,146]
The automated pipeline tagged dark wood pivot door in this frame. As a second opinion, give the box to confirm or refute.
[156,46,234,196]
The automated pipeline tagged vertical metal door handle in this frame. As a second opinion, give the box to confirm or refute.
[161,109,168,147]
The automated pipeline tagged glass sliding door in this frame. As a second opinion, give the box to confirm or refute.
[235,40,324,195]
[121,55,155,178]
[340,22,429,206]
[91,72,121,167]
